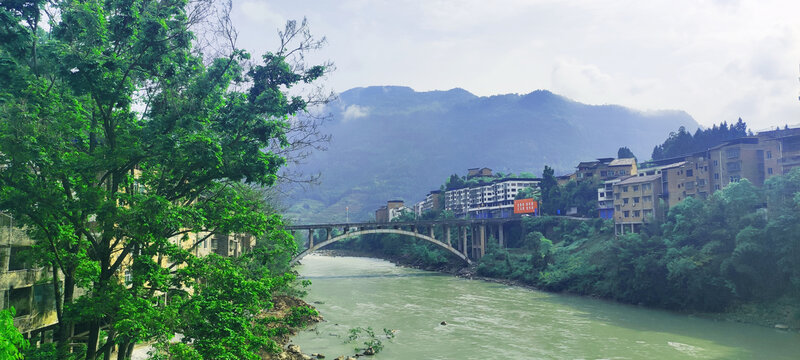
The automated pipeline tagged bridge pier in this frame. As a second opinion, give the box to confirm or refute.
[445,226,451,247]
[498,224,504,247]
[326,228,332,241]
[461,226,467,257]
[479,224,486,258]
[308,230,314,248]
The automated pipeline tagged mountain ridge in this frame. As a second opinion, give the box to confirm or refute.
[285,86,698,223]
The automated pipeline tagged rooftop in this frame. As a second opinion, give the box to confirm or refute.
[608,158,636,167]
[616,174,661,185]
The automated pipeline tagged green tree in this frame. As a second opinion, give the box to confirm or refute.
[0,1,328,359]
[540,166,557,214]
[1,307,27,360]
[617,146,636,162]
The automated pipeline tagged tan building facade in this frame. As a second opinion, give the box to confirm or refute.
[613,174,663,234]
[576,158,638,182]
[0,213,60,338]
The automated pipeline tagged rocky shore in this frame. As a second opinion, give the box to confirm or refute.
[262,294,381,360]
[261,296,323,360]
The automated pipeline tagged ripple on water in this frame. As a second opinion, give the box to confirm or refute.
[293,255,800,360]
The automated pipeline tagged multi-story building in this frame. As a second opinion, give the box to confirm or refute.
[0,213,60,339]
[375,200,408,222]
[445,178,541,219]
[413,200,424,218]
[756,128,800,176]
[708,137,771,191]
[467,167,493,179]
[422,191,442,214]
[576,158,638,182]
[613,174,664,234]
[597,178,623,219]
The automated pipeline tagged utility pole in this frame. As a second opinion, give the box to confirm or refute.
[346,206,349,223]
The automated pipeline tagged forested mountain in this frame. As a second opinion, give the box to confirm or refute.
[651,118,750,160]
[284,86,698,223]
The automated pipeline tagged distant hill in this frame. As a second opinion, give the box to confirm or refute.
[283,86,697,223]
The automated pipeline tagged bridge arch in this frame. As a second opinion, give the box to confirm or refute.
[290,228,471,266]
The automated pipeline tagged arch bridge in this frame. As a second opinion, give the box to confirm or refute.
[287,218,527,265]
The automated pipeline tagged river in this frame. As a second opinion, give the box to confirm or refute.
[292,254,800,359]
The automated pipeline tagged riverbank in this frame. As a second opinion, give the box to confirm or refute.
[307,250,799,332]
[261,295,323,360]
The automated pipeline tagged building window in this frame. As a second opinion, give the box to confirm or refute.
[766,151,772,159]
[614,193,620,200]
[685,182,694,190]
[686,169,693,177]
[623,211,630,218]
[8,247,32,271]
[634,210,640,217]
[726,148,740,158]
[643,209,653,217]
[615,205,621,211]
[698,179,706,186]
[727,162,741,171]
[730,176,740,183]
[768,167,773,175]
[623,186,629,192]
[633,197,640,203]
[623,198,629,204]
[713,160,719,166]
[633,185,639,191]
[33,283,55,313]
[642,183,652,191]
[715,184,721,190]
[643,195,652,202]
[600,171,607,177]
[9,287,32,316]
[714,173,719,180]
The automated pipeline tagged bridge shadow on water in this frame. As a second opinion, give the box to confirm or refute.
[300,272,445,280]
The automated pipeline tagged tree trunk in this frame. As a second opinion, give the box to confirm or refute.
[86,320,100,360]
[57,269,76,358]
[116,341,129,360]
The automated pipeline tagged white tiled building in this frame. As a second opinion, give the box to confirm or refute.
[445,178,541,219]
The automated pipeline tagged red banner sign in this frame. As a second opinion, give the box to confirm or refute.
[514,199,538,214]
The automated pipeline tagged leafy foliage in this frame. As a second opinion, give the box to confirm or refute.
[1,307,27,360]
[0,1,328,359]
[617,147,636,162]
[345,327,395,354]
[477,170,800,313]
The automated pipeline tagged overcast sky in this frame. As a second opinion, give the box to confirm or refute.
[230,0,800,131]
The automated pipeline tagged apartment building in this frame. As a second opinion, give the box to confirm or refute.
[757,128,800,175]
[597,178,623,219]
[422,191,442,214]
[376,200,411,222]
[0,213,59,339]
[708,137,771,190]
[613,174,663,234]
[445,178,541,219]
[467,167,493,178]
[576,158,638,181]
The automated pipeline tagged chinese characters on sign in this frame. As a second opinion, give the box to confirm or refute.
[514,198,538,214]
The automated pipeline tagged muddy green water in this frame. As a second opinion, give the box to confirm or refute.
[292,254,799,359]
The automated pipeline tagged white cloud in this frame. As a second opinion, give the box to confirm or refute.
[342,104,369,121]
[231,0,800,130]
[550,59,615,103]
[238,1,284,27]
